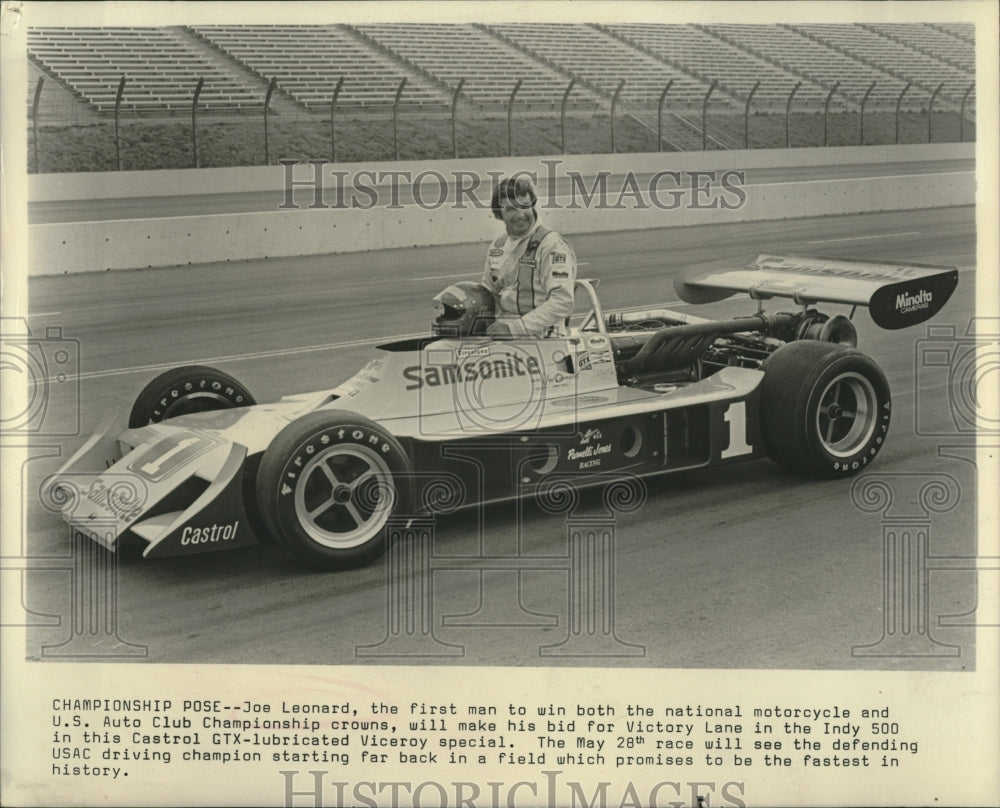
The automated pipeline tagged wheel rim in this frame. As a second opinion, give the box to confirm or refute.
[815,371,878,458]
[162,392,234,420]
[293,444,395,549]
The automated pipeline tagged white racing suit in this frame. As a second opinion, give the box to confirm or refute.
[481,222,577,338]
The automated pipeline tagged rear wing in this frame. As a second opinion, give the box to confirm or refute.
[675,254,959,329]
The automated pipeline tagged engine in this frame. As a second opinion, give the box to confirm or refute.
[603,308,858,387]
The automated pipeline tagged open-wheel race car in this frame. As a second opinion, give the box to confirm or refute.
[47,254,958,570]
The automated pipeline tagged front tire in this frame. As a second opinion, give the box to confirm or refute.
[255,411,413,570]
[761,341,890,478]
[128,365,256,428]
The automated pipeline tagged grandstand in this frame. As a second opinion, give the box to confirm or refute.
[27,26,265,113]
[189,24,449,109]
[792,24,973,102]
[28,23,975,117]
[355,23,603,107]
[862,23,974,73]
[606,23,831,107]
[703,24,909,105]
[25,23,977,170]
[487,23,711,106]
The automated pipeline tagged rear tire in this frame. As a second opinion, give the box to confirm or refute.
[255,411,413,570]
[129,365,256,428]
[761,341,890,478]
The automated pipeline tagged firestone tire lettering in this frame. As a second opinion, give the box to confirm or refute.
[128,365,256,428]
[255,410,413,570]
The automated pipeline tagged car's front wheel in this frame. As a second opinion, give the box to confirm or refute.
[128,365,256,428]
[255,411,413,570]
[761,340,891,477]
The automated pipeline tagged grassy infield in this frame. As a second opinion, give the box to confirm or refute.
[29,107,973,174]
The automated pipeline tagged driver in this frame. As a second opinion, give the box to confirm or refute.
[482,175,577,339]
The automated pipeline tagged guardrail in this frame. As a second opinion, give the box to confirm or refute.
[28,144,974,276]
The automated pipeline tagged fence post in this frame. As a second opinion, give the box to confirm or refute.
[959,82,974,142]
[784,81,801,148]
[822,81,839,147]
[609,79,626,154]
[191,77,204,168]
[330,76,344,162]
[657,80,672,152]
[114,75,127,171]
[451,77,465,159]
[393,77,408,161]
[507,79,522,157]
[859,81,875,145]
[263,76,277,165]
[894,82,911,145]
[31,76,44,174]
[744,80,760,149]
[926,81,944,143]
[560,78,577,155]
[701,79,717,151]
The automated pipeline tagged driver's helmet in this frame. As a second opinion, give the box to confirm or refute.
[432,282,495,338]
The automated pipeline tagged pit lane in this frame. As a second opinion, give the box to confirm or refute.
[22,206,978,668]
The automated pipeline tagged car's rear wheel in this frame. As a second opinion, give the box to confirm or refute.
[255,411,413,570]
[761,340,890,477]
[128,365,256,428]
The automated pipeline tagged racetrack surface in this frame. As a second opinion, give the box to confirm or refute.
[23,205,978,668]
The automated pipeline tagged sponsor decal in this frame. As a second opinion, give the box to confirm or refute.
[404,355,541,390]
[568,442,612,462]
[576,351,592,371]
[590,350,612,365]
[895,289,932,314]
[489,248,504,257]
[552,270,570,279]
[578,427,603,445]
[84,479,144,522]
[352,358,383,386]
[181,520,239,546]
[457,346,491,358]
[754,255,923,282]
[551,252,567,264]
[587,335,608,347]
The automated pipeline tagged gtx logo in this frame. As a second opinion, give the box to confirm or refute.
[404,355,541,390]
[896,289,932,313]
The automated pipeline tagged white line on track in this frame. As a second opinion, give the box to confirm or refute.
[412,272,480,281]
[808,232,921,244]
[808,223,974,244]
[28,311,62,317]
[76,333,425,381]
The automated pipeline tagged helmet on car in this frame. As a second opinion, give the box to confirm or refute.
[432,282,495,338]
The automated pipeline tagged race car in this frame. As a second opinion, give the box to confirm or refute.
[46,254,959,570]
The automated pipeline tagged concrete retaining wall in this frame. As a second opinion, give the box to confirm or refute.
[29,144,974,275]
